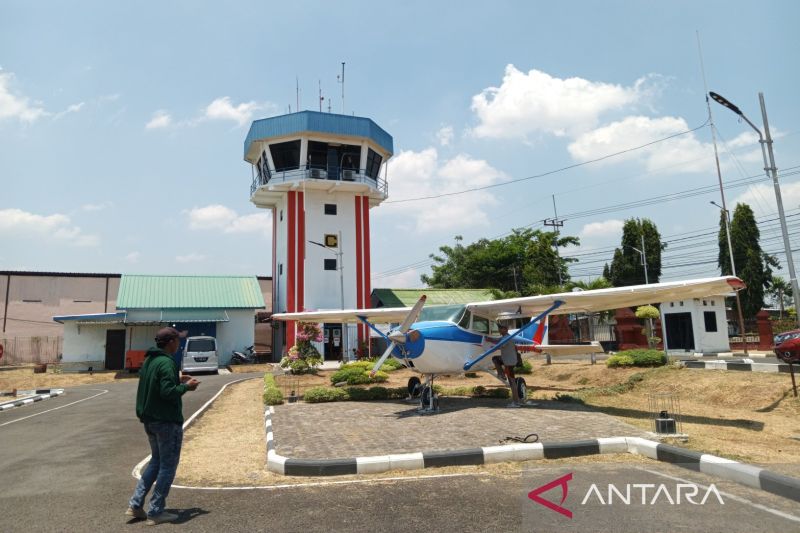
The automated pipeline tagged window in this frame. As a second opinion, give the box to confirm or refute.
[279,264,283,275]
[269,140,301,171]
[280,210,283,221]
[472,315,489,334]
[704,311,718,332]
[458,310,471,329]
[307,141,328,170]
[324,259,337,271]
[366,148,383,179]
[324,234,338,247]
[260,150,271,180]
[324,204,337,215]
[187,339,216,352]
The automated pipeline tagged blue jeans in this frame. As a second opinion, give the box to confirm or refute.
[129,421,183,516]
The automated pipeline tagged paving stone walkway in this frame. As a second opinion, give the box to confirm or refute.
[271,398,650,459]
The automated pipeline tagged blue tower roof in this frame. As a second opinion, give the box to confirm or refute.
[244,111,393,159]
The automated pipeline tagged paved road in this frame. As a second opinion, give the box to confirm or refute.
[1,375,798,532]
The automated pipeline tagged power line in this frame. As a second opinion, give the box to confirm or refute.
[384,118,712,204]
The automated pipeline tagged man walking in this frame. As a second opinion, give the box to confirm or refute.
[126,327,199,525]
[492,324,523,407]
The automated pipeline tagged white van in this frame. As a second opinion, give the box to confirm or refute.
[182,336,219,374]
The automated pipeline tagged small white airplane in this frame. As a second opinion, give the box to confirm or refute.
[273,276,745,412]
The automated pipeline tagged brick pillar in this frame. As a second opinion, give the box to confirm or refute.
[756,310,773,349]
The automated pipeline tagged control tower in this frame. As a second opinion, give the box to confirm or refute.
[244,111,393,360]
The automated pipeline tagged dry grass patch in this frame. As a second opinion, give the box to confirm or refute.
[0,367,137,391]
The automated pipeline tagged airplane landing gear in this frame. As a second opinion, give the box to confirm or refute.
[418,375,439,413]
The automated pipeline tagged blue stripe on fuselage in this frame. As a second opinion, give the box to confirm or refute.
[412,321,484,344]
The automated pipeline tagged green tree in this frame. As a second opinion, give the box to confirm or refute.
[767,275,793,317]
[608,218,665,287]
[720,203,778,319]
[421,228,579,294]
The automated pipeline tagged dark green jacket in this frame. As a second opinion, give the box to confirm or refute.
[135,347,188,424]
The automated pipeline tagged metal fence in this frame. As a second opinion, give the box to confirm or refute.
[0,336,63,365]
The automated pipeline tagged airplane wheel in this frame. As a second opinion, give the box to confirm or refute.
[515,378,527,401]
[408,376,422,397]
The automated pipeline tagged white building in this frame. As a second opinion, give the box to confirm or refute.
[54,275,265,370]
[661,297,730,354]
[245,111,393,360]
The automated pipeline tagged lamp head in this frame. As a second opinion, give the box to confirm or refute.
[709,91,743,116]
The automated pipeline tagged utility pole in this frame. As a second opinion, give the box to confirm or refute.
[543,195,564,286]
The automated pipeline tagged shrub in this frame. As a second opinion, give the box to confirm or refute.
[304,387,349,403]
[514,360,533,374]
[329,366,388,385]
[606,349,667,368]
[346,386,389,401]
[263,373,284,405]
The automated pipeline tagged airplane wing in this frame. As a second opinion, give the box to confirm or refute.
[519,342,605,356]
[271,306,413,324]
[466,276,744,319]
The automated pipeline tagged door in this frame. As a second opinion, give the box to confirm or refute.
[324,324,342,360]
[664,313,694,351]
[105,329,126,370]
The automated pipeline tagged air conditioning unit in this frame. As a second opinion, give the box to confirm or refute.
[342,170,354,181]
[310,169,322,179]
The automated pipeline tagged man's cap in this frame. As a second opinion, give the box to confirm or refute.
[155,327,188,344]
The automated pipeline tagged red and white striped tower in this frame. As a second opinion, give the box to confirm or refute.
[244,111,393,361]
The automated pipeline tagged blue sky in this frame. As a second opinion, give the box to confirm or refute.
[2,1,799,290]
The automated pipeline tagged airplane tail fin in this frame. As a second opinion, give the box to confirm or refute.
[521,317,547,344]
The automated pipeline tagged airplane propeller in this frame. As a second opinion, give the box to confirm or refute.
[370,295,426,376]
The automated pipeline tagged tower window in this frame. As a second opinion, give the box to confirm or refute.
[325,234,338,247]
[704,311,718,332]
[324,259,337,271]
[366,148,383,179]
[269,140,301,172]
[324,204,337,215]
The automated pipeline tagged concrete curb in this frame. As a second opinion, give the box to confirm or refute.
[0,389,65,411]
[263,408,800,502]
[684,360,793,373]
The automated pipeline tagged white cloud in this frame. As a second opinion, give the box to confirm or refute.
[125,251,141,263]
[186,204,271,237]
[0,208,99,247]
[730,181,800,218]
[377,148,507,232]
[580,219,624,238]
[145,110,172,129]
[53,102,84,120]
[470,65,652,139]
[176,253,206,263]
[0,71,48,123]
[203,97,261,127]
[436,125,454,146]
[81,201,113,212]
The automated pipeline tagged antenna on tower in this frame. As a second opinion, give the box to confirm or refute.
[318,80,323,112]
[327,98,331,113]
[336,62,345,114]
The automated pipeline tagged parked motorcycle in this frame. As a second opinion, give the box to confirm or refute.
[231,345,257,365]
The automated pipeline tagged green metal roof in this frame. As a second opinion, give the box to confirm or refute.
[117,275,265,309]
[372,288,495,307]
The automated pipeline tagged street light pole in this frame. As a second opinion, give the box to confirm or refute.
[628,240,655,346]
[710,91,800,328]
[710,201,749,354]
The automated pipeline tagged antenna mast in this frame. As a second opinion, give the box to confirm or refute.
[336,62,345,114]
[318,80,323,112]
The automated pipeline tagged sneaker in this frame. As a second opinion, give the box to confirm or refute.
[125,507,147,520]
[146,511,179,526]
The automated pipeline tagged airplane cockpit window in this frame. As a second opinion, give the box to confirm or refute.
[418,304,465,323]
[457,309,471,329]
[489,321,500,335]
[472,315,489,334]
